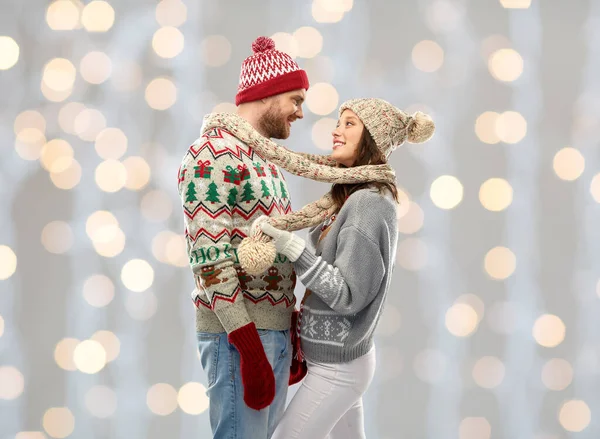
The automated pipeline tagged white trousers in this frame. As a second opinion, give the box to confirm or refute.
[272,347,376,439]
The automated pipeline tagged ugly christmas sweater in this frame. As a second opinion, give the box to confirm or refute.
[294,188,398,363]
[177,117,296,334]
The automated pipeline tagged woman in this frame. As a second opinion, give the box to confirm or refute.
[252,98,435,439]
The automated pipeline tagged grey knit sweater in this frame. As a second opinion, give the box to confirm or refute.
[293,188,398,363]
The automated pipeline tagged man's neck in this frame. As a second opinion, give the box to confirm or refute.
[236,106,269,138]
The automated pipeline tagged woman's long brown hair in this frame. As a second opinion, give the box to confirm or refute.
[330,127,399,211]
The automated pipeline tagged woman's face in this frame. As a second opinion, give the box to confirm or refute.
[331,109,364,167]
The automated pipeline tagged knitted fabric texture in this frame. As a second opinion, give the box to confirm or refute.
[339,98,435,158]
[235,36,309,106]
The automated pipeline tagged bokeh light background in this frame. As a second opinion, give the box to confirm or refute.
[2,0,600,438]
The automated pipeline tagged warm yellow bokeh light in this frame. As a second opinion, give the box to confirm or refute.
[484,246,516,280]
[166,234,188,267]
[73,340,107,374]
[293,27,323,58]
[496,111,527,144]
[430,175,463,209]
[488,49,523,82]
[306,82,339,116]
[542,358,573,391]
[95,160,127,193]
[93,228,126,258]
[499,0,531,8]
[152,231,178,264]
[446,303,479,337]
[54,337,80,371]
[553,147,585,181]
[311,0,345,23]
[412,40,444,73]
[95,127,128,160]
[591,173,600,203]
[141,190,173,222]
[0,36,20,70]
[146,78,177,110]
[43,58,76,92]
[41,80,73,102]
[201,35,232,67]
[479,178,513,211]
[91,331,120,362]
[147,383,178,415]
[46,0,81,31]
[85,385,117,418]
[15,128,46,161]
[311,117,336,151]
[80,51,112,84]
[270,32,299,59]
[559,400,591,432]
[81,1,115,32]
[14,110,46,135]
[456,294,485,322]
[125,291,158,320]
[123,156,152,190]
[40,139,74,173]
[472,356,505,389]
[459,417,491,439]
[43,407,75,439]
[396,188,411,219]
[86,211,119,241]
[74,108,107,141]
[122,259,155,293]
[481,35,512,60]
[533,314,566,348]
[83,274,115,308]
[50,159,82,190]
[15,432,47,439]
[0,245,18,280]
[475,111,501,144]
[41,221,74,254]
[397,201,424,234]
[0,366,24,400]
[152,26,185,59]
[178,382,209,415]
[396,238,428,271]
[155,0,188,27]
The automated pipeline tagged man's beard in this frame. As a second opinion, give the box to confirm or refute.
[258,105,290,139]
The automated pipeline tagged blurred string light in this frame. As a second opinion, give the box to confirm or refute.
[80,51,112,84]
[559,400,591,432]
[0,245,18,280]
[83,274,115,308]
[591,173,600,202]
[412,40,444,73]
[54,338,79,371]
[81,0,115,32]
[43,407,75,438]
[311,0,353,23]
[430,175,463,209]
[152,231,187,267]
[15,432,47,439]
[479,178,513,211]
[306,82,339,116]
[499,0,532,8]
[484,246,516,280]
[95,160,127,193]
[86,211,126,257]
[95,128,128,160]
[73,339,107,374]
[397,201,424,234]
[396,237,428,271]
[533,314,566,348]
[541,358,573,391]
[121,259,154,292]
[445,303,479,337]
[178,382,210,415]
[152,26,185,59]
[41,221,74,254]
[475,111,527,144]
[145,78,177,110]
[311,117,337,151]
[155,0,187,27]
[0,36,20,70]
[459,417,491,439]
[46,0,83,31]
[553,147,585,181]
[488,48,524,82]
[0,366,24,400]
[91,330,120,362]
[147,383,178,415]
[472,356,505,389]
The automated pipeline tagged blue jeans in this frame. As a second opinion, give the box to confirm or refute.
[197,329,292,439]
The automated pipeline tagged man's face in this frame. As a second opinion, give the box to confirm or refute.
[258,89,305,139]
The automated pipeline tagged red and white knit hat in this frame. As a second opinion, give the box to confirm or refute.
[235,36,309,106]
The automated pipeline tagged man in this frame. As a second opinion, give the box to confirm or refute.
[177,36,309,438]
